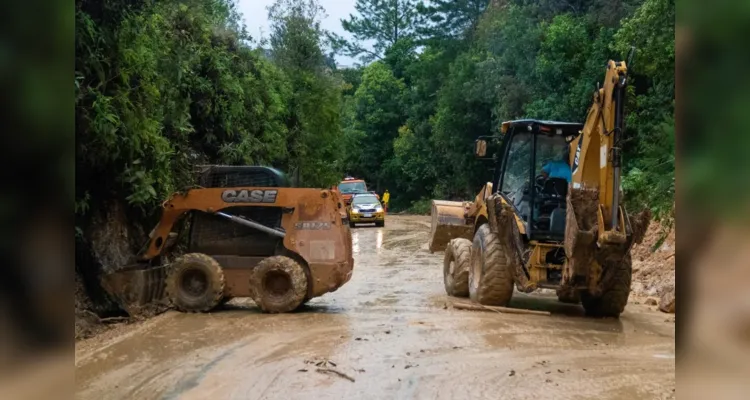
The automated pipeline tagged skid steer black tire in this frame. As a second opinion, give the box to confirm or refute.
[250,256,308,313]
[443,238,471,297]
[581,255,632,318]
[469,224,514,306]
[556,288,581,304]
[166,253,225,312]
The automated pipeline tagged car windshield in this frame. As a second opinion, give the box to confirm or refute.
[339,181,366,194]
[352,195,378,205]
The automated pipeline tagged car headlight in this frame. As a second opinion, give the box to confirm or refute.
[375,206,383,212]
[351,207,360,212]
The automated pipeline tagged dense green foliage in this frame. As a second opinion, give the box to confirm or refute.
[75,0,674,228]
[75,0,343,228]
[339,0,675,218]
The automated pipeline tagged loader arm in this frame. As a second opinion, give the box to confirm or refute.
[569,60,630,245]
[141,187,342,261]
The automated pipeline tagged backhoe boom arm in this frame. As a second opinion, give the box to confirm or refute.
[569,60,629,243]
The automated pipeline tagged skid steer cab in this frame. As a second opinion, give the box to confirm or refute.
[430,58,650,318]
[102,166,354,314]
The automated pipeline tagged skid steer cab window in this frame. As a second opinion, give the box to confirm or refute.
[501,133,532,220]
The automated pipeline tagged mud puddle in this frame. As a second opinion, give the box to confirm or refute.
[75,215,674,400]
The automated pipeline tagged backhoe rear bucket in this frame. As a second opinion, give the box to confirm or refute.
[564,189,599,279]
[100,264,167,314]
[428,200,473,253]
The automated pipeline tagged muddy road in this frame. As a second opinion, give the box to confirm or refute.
[76,215,675,400]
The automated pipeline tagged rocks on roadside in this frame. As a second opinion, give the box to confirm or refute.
[659,290,675,314]
[644,297,658,306]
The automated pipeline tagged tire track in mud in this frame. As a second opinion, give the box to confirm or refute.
[75,215,674,400]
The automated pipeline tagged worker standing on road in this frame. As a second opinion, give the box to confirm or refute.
[382,189,390,212]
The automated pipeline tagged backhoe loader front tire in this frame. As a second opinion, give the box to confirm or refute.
[581,255,632,318]
[166,253,225,312]
[443,238,471,297]
[469,224,515,306]
[250,256,308,313]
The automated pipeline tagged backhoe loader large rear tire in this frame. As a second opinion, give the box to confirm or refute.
[250,256,308,313]
[469,224,514,306]
[443,238,471,297]
[166,253,225,312]
[581,255,632,318]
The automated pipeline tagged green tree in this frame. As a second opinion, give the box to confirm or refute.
[615,0,675,218]
[76,0,293,214]
[350,62,407,189]
[391,44,460,205]
[431,49,493,197]
[268,0,344,186]
[333,0,421,63]
[416,0,490,40]
[340,0,675,216]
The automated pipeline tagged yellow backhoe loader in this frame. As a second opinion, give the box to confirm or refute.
[430,56,649,317]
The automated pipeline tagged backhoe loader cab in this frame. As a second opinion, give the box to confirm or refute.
[492,120,583,241]
[102,165,354,315]
[431,59,649,318]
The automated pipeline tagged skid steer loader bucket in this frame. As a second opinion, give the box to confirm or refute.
[101,264,167,314]
[428,200,473,253]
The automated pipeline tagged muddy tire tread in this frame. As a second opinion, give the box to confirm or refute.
[581,255,632,318]
[165,253,225,313]
[443,238,471,297]
[250,256,308,314]
[470,224,514,306]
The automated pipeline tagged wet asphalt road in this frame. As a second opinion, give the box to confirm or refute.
[75,215,675,400]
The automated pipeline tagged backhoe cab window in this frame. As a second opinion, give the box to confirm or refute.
[501,133,532,206]
[338,182,366,194]
[536,134,570,179]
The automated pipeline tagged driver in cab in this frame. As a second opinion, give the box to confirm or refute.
[540,152,572,182]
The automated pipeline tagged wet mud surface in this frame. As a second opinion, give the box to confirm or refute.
[76,216,675,400]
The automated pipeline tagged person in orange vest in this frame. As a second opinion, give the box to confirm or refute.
[382,189,390,212]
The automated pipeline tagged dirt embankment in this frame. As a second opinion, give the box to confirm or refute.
[75,201,165,340]
[630,221,675,313]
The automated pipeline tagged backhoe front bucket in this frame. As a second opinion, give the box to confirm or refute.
[428,200,473,253]
[100,264,167,314]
